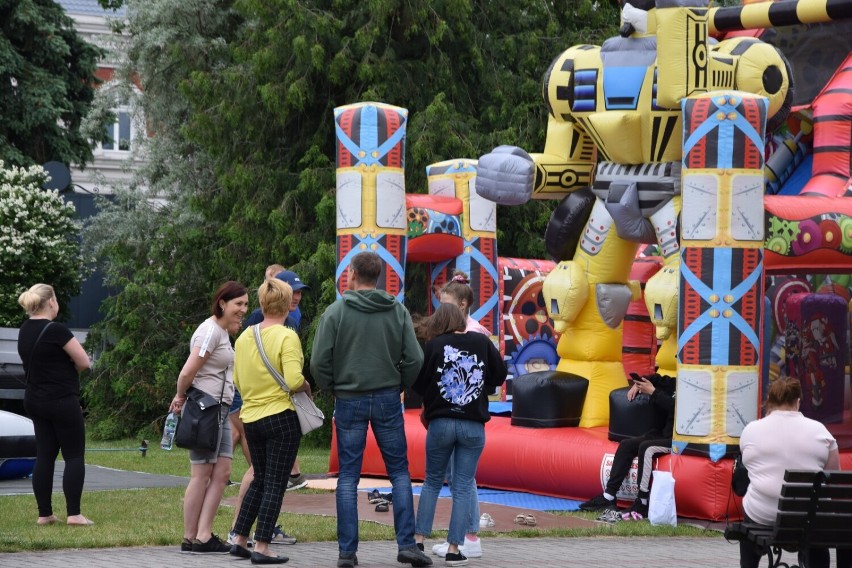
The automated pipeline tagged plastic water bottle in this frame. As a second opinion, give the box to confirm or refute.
[160,411,179,451]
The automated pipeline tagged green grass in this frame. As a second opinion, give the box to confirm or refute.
[0,437,721,552]
[83,437,330,479]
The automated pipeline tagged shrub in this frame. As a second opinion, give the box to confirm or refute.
[0,162,85,327]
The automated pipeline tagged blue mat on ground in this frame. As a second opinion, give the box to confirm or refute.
[362,486,580,511]
[488,401,512,415]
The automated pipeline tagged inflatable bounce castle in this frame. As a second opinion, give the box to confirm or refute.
[328,0,852,521]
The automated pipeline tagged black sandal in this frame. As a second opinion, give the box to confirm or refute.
[375,500,390,512]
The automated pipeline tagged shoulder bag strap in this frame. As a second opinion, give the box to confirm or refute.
[252,324,291,393]
[25,321,54,383]
[203,321,228,404]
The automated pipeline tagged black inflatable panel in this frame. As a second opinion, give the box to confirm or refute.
[544,188,596,262]
[607,386,664,442]
[511,371,588,428]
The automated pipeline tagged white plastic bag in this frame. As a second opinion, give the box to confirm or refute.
[648,469,677,526]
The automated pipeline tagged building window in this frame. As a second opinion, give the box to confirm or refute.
[102,109,132,152]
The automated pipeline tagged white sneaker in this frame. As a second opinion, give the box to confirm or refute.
[431,537,482,558]
[227,531,252,547]
[460,537,482,558]
[432,542,450,557]
[286,474,308,491]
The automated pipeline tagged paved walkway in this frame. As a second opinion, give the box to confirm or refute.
[0,536,741,567]
[1,466,746,566]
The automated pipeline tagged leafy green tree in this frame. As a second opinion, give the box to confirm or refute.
[0,0,103,167]
[82,0,243,438]
[84,0,617,438]
[181,0,617,313]
[0,161,84,327]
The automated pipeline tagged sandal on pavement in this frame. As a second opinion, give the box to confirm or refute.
[596,509,622,524]
[479,513,495,528]
[375,501,390,512]
[368,489,383,504]
[513,513,536,526]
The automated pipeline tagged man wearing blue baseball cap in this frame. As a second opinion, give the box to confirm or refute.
[245,270,310,330]
[229,267,312,548]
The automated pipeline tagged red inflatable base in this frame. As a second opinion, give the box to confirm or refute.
[328,410,852,521]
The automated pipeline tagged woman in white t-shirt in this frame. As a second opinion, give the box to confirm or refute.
[170,281,249,554]
[739,376,843,568]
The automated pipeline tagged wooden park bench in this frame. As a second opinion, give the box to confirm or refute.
[727,469,852,568]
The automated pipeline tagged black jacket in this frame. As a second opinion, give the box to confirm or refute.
[645,373,676,438]
[413,332,507,424]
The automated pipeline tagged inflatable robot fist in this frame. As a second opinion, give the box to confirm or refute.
[475,145,537,206]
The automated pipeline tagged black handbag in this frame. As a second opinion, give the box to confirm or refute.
[732,453,750,497]
[174,386,224,452]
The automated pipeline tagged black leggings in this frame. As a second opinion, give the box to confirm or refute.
[605,434,671,498]
[24,395,86,517]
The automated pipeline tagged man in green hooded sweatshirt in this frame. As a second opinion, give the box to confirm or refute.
[311,251,430,568]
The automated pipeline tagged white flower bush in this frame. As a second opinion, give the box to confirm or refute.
[0,161,84,327]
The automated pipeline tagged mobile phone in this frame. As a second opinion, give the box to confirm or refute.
[629,373,646,383]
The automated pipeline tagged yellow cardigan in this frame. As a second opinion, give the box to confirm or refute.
[233,325,305,423]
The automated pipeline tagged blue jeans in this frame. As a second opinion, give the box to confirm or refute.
[415,418,485,546]
[334,388,416,555]
[446,452,480,534]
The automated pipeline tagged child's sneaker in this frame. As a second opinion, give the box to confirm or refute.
[445,551,468,567]
[621,499,648,520]
[596,508,622,524]
[270,525,297,545]
[460,537,482,558]
[227,530,253,547]
[579,493,615,511]
[286,473,308,491]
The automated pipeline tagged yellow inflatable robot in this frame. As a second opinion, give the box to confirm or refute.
[476,0,791,427]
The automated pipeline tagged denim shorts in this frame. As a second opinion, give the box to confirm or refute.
[229,388,243,415]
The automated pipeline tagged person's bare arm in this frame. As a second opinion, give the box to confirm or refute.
[825,447,840,470]
[62,337,91,372]
[170,346,210,412]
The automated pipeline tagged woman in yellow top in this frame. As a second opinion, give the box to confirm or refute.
[229,278,310,565]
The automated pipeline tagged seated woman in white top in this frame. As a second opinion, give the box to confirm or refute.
[739,376,846,568]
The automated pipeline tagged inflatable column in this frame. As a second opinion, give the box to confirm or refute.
[426,160,500,336]
[676,92,767,461]
[334,102,408,299]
